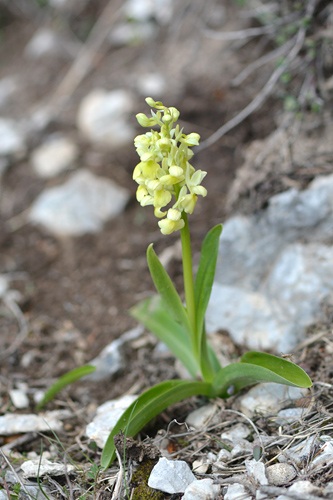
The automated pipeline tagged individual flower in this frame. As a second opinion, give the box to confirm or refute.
[158,208,185,235]
[133,97,207,235]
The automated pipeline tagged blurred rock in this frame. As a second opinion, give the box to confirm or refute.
[238,383,308,417]
[9,389,29,409]
[308,440,333,472]
[289,481,322,496]
[0,412,64,435]
[85,325,143,381]
[85,395,137,448]
[0,77,18,109]
[21,458,75,478]
[148,457,196,494]
[125,0,174,25]
[224,483,251,500]
[0,118,25,156]
[186,404,218,430]
[137,72,166,97]
[206,174,333,352]
[192,458,209,475]
[77,89,135,150]
[31,135,79,178]
[109,22,156,46]
[221,423,251,441]
[279,435,317,466]
[182,478,220,500]
[29,169,130,236]
[273,407,305,425]
[24,28,78,60]
[245,459,268,486]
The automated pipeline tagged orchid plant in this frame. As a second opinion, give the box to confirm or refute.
[100,98,312,468]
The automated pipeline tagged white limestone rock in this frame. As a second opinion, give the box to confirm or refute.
[186,404,218,430]
[29,169,130,236]
[224,483,252,500]
[0,118,25,156]
[77,89,135,150]
[245,459,268,485]
[85,325,143,381]
[85,395,138,449]
[266,463,297,486]
[148,457,196,494]
[273,407,305,425]
[9,389,29,409]
[31,136,78,178]
[24,28,77,59]
[21,458,75,478]
[238,382,309,417]
[0,412,64,435]
[182,478,220,500]
[206,174,333,352]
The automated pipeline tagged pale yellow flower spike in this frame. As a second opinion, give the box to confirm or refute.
[133,98,207,234]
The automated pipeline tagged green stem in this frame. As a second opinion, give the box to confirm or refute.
[180,213,198,359]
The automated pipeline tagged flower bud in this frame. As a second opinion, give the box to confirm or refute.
[169,107,180,122]
[146,97,165,109]
[136,113,157,127]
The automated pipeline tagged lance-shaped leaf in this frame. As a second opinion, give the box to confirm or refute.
[241,351,312,387]
[147,244,192,336]
[36,365,96,410]
[210,352,312,399]
[194,225,222,348]
[130,295,198,379]
[101,379,211,469]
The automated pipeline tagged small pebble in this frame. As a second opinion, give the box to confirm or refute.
[266,463,297,486]
[182,478,220,500]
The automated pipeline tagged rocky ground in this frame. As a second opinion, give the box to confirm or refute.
[0,0,333,499]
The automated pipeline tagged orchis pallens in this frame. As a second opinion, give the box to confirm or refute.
[133,97,207,235]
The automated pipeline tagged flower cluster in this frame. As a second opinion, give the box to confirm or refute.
[133,97,207,235]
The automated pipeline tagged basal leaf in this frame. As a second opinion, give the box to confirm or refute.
[241,351,312,388]
[147,244,192,336]
[194,225,222,345]
[101,379,211,469]
[129,295,198,378]
[210,356,312,399]
[36,365,96,410]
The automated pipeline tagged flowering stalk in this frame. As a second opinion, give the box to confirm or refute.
[179,212,197,357]
[133,97,209,371]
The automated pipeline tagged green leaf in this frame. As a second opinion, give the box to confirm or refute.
[241,351,312,388]
[194,225,222,344]
[130,295,198,378]
[210,353,312,399]
[101,379,211,469]
[36,365,96,410]
[147,244,192,336]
